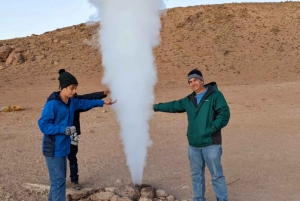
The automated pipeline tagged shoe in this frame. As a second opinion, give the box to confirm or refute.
[71,182,81,190]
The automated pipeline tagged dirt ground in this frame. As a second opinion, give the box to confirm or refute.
[1,72,300,201]
[1,2,300,201]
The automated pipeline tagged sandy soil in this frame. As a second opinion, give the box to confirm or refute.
[1,75,300,201]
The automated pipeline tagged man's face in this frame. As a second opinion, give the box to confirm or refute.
[62,84,77,98]
[189,78,203,92]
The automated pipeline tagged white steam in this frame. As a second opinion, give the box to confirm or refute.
[88,0,165,184]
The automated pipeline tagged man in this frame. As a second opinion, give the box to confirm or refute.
[153,69,230,201]
[67,89,110,190]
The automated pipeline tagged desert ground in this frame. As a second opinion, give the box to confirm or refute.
[1,2,300,201]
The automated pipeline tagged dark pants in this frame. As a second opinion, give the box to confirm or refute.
[67,144,79,183]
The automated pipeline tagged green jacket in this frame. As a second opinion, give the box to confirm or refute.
[153,82,230,147]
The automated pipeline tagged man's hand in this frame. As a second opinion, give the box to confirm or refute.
[104,99,117,105]
[70,132,79,146]
[65,126,76,135]
[104,89,110,95]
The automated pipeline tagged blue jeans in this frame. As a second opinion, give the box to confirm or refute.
[188,145,228,201]
[45,156,67,201]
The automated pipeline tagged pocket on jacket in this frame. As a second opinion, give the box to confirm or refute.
[205,125,217,136]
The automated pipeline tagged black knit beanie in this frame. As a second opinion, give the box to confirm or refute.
[187,69,204,83]
[58,69,78,89]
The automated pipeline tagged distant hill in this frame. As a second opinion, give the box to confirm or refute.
[1,2,300,87]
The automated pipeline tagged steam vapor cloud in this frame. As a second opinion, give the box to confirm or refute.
[88,0,165,184]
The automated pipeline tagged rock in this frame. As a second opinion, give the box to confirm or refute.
[0,45,12,61]
[166,195,174,201]
[118,197,133,201]
[35,55,45,61]
[5,52,24,65]
[0,64,7,70]
[140,187,155,199]
[115,179,123,184]
[69,189,89,200]
[111,195,120,201]
[155,190,168,197]
[139,197,153,201]
[105,187,118,193]
[103,110,107,113]
[13,47,26,53]
[90,191,115,201]
[115,185,140,201]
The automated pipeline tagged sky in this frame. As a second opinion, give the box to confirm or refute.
[0,0,297,40]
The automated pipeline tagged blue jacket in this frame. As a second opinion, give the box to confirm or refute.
[38,92,104,157]
[72,92,107,134]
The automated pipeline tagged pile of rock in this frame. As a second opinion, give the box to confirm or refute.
[67,183,178,201]
[0,45,25,67]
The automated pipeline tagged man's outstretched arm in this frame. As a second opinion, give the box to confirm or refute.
[153,98,186,113]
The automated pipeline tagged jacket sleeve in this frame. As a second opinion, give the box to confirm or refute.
[210,91,230,131]
[73,99,104,111]
[153,98,186,113]
[75,92,107,100]
[75,92,107,113]
[38,101,66,135]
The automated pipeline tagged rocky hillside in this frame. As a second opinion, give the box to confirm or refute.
[1,2,300,87]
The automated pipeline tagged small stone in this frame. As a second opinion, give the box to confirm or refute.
[141,187,155,199]
[155,190,168,197]
[118,197,132,201]
[115,185,140,200]
[70,190,89,200]
[103,110,107,113]
[105,187,118,192]
[14,47,26,53]
[90,191,115,200]
[139,197,153,201]
[167,195,174,201]
[111,195,120,201]
[115,179,122,184]
[35,55,45,60]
